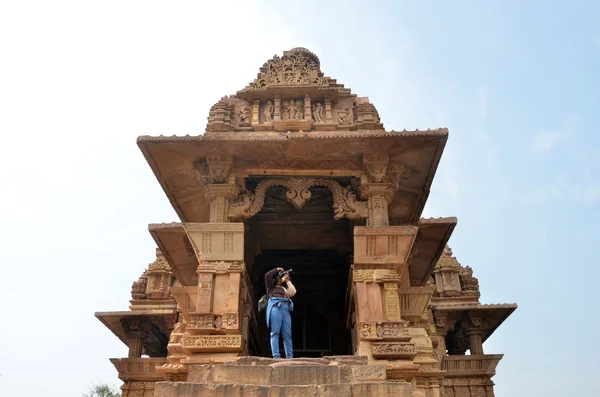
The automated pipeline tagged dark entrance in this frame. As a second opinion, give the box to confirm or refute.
[251,249,352,358]
[243,178,356,358]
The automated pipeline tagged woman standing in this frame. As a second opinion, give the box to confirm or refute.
[264,267,297,359]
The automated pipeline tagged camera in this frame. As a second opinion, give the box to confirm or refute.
[273,269,293,284]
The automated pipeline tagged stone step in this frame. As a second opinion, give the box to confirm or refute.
[229,356,369,367]
[188,362,388,386]
[155,381,413,397]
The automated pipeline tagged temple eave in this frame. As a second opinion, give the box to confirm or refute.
[431,303,518,343]
[407,217,457,286]
[95,310,178,347]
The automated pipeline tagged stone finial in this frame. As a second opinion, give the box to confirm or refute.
[145,248,173,299]
[355,102,383,130]
[206,97,234,132]
[131,270,148,300]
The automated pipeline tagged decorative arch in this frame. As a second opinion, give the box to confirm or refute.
[228,177,368,221]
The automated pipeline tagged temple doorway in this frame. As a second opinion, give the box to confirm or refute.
[251,249,352,358]
[243,179,356,358]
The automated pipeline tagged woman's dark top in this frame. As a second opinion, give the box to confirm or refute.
[265,268,287,298]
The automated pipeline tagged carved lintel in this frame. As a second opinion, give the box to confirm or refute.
[228,178,368,221]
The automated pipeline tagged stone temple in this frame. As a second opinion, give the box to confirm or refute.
[95,47,517,397]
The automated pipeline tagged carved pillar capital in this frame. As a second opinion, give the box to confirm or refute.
[363,154,389,183]
[205,155,233,184]
[433,313,457,337]
[205,184,238,223]
[358,183,396,226]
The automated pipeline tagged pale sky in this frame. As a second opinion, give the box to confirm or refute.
[1,1,598,396]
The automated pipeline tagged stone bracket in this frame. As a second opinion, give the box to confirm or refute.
[183,223,244,262]
[353,226,418,269]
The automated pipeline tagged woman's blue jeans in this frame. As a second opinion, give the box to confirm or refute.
[268,302,293,359]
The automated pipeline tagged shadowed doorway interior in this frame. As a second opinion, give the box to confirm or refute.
[251,249,351,358]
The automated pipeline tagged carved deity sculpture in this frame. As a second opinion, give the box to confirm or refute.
[295,100,304,120]
[283,100,293,120]
[239,105,251,126]
[338,107,351,124]
[312,103,323,122]
[263,101,273,122]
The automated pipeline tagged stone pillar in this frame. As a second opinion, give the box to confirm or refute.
[324,97,333,123]
[351,226,418,361]
[433,314,457,367]
[304,94,311,120]
[204,155,236,223]
[252,99,260,125]
[274,95,281,121]
[466,316,487,355]
[181,222,246,364]
[359,154,397,227]
[128,334,144,358]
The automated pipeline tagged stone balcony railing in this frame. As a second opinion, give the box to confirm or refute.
[110,358,167,381]
[441,354,503,377]
[399,286,435,321]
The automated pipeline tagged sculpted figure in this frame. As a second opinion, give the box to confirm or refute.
[295,100,304,119]
[283,100,292,120]
[338,107,351,124]
[239,105,251,125]
[263,101,273,122]
[312,103,323,122]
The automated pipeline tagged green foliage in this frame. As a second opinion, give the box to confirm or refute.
[82,383,120,397]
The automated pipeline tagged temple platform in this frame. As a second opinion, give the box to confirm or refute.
[154,356,413,397]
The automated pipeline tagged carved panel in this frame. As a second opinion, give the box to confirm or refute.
[196,273,213,313]
[384,283,401,321]
[244,48,329,89]
[358,321,411,341]
[371,342,417,359]
[181,335,243,352]
[187,312,239,332]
